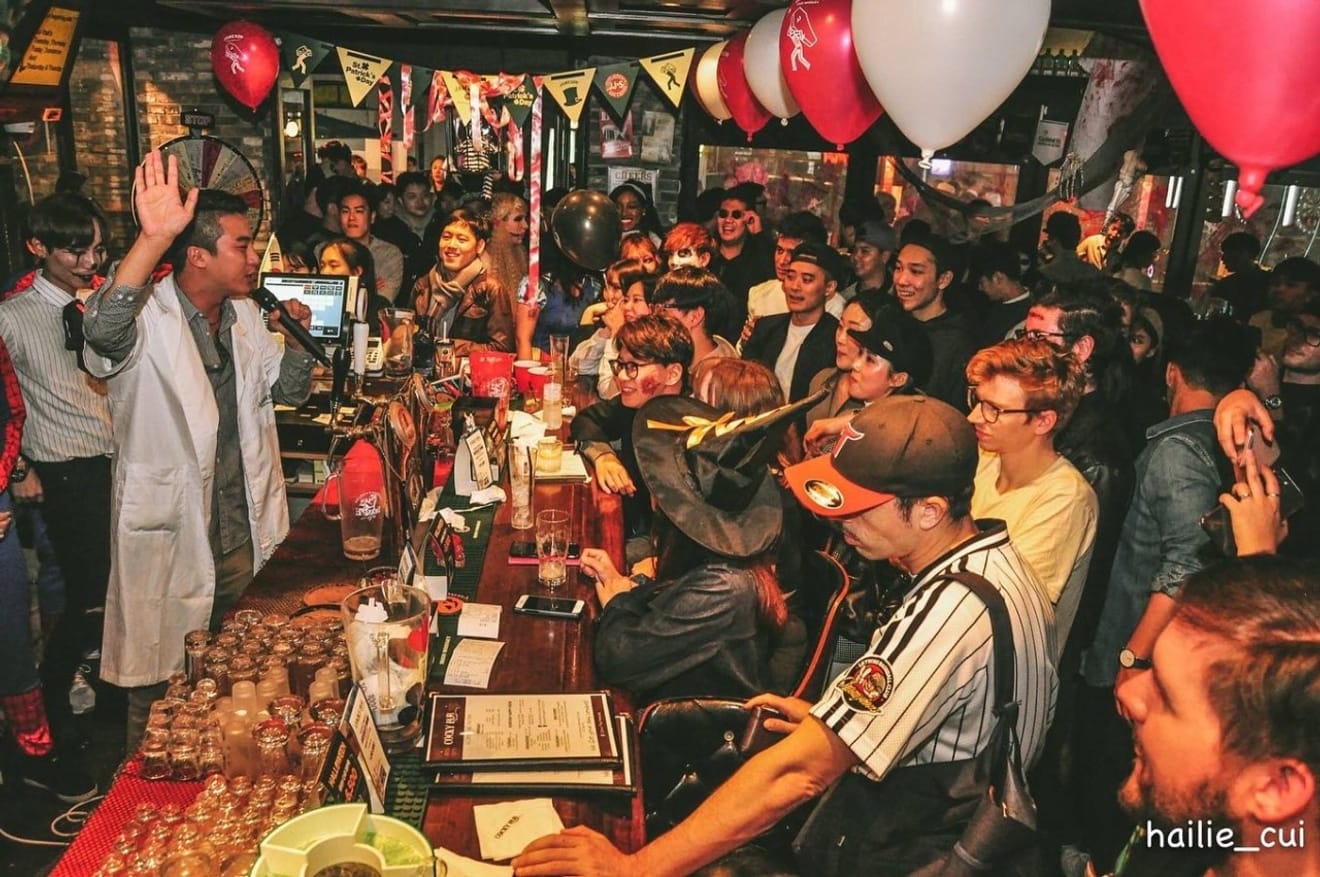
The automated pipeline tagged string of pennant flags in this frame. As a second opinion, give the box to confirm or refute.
[277,30,696,132]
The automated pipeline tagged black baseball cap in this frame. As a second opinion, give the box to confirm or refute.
[790,241,846,285]
[847,311,933,389]
[785,395,977,517]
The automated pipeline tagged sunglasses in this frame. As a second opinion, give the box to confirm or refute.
[717,209,746,220]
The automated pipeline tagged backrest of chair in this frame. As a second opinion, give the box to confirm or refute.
[790,550,852,702]
[637,697,751,839]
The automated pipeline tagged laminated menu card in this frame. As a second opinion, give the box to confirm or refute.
[424,691,620,771]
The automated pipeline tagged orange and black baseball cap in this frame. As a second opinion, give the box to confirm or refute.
[785,395,978,518]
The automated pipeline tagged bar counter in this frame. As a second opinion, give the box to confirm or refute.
[54,462,642,872]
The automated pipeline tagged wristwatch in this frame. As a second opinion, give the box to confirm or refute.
[11,458,29,483]
[1262,394,1284,411]
[1118,648,1151,671]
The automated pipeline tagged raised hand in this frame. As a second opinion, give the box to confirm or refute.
[134,150,198,242]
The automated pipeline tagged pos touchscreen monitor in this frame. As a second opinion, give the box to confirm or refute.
[258,273,350,342]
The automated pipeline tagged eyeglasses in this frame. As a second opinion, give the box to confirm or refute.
[717,209,745,220]
[1015,327,1074,345]
[1285,319,1320,348]
[672,247,697,258]
[967,388,1040,423]
[608,358,656,379]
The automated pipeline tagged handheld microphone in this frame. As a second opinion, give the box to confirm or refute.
[249,286,333,367]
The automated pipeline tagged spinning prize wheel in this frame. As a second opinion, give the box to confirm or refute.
[132,135,265,233]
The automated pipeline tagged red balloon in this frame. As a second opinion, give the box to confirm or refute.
[780,0,883,147]
[210,21,279,111]
[1140,0,1320,217]
[717,32,772,139]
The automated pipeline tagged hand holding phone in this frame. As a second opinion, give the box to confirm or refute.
[1203,455,1303,556]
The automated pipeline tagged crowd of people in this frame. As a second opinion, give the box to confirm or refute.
[2,139,1319,877]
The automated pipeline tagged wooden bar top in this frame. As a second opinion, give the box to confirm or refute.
[242,472,643,858]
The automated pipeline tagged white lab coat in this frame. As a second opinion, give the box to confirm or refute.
[85,275,290,687]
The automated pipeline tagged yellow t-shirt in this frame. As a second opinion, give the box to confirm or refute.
[971,452,1098,658]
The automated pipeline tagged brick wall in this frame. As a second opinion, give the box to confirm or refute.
[129,27,277,247]
[70,38,134,252]
[584,57,683,227]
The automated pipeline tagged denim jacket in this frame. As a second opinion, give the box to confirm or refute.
[1082,410,1224,687]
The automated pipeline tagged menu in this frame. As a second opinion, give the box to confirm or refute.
[431,714,636,795]
[424,691,620,771]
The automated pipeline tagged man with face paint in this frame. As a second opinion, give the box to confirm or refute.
[571,314,693,558]
[663,223,715,273]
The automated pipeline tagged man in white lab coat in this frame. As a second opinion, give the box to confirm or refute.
[83,151,315,747]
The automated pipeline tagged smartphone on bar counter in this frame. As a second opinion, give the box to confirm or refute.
[514,594,586,620]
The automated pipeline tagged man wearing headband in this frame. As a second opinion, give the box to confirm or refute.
[516,395,1055,877]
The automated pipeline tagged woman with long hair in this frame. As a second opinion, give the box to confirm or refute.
[486,191,529,303]
[318,237,389,333]
[580,389,807,703]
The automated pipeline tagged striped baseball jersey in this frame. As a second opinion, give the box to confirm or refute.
[810,520,1057,781]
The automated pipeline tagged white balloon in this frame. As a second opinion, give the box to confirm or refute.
[695,41,733,121]
[851,0,1048,159]
[743,10,800,119]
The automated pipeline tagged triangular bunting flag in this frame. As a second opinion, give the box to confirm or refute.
[593,62,639,120]
[278,32,333,88]
[639,48,695,109]
[543,67,596,128]
[259,234,284,275]
[504,74,538,130]
[336,47,392,108]
[442,71,470,124]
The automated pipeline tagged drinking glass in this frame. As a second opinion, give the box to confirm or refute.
[548,334,571,384]
[324,456,385,561]
[509,443,533,530]
[536,509,571,591]
[339,584,431,753]
[379,308,415,377]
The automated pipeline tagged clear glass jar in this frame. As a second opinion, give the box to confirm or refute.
[139,743,171,781]
[228,655,259,688]
[309,697,346,726]
[252,718,291,780]
[233,608,263,629]
[296,722,335,788]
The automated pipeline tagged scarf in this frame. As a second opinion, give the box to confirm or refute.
[426,257,488,334]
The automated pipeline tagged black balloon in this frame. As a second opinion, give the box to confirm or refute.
[551,190,622,271]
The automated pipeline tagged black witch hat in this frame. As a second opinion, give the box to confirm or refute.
[632,390,825,558]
